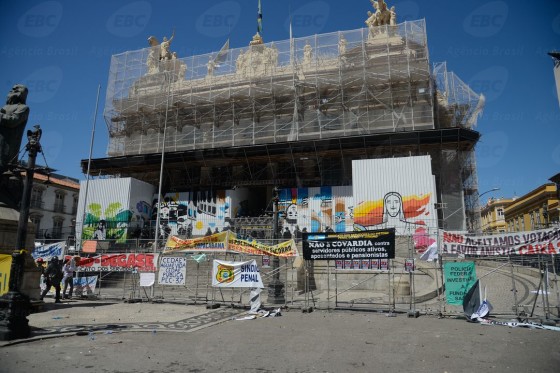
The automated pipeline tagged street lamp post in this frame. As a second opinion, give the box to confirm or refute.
[267,187,285,304]
[0,125,43,340]
[479,187,500,200]
[475,187,500,233]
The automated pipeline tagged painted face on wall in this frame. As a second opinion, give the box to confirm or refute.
[160,205,170,219]
[286,204,298,224]
[385,194,402,218]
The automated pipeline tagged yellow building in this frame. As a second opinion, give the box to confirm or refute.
[481,198,514,233]
[505,174,559,232]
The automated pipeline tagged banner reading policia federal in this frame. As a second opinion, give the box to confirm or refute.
[164,231,299,257]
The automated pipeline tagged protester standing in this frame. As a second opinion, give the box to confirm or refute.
[62,257,77,299]
[41,256,63,303]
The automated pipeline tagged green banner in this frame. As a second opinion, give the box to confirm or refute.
[444,262,477,305]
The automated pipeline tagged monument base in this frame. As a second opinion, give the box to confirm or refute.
[0,291,31,340]
[0,205,41,301]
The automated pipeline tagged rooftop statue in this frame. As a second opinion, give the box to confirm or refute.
[145,31,186,78]
[146,35,161,74]
[338,35,347,55]
[0,84,30,174]
[236,36,278,79]
[160,29,175,61]
[303,42,313,67]
[249,32,263,46]
[366,0,397,40]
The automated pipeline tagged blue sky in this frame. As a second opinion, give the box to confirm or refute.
[1,0,559,201]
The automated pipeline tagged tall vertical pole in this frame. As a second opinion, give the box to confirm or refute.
[15,139,39,251]
[267,187,285,304]
[0,126,42,341]
[79,84,101,253]
[151,73,171,298]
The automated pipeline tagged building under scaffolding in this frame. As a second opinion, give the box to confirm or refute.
[82,19,484,233]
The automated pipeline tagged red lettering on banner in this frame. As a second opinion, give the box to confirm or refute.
[117,254,127,266]
[101,255,110,266]
[136,254,145,268]
[80,258,94,267]
[109,255,118,267]
[127,254,136,268]
[145,254,154,269]
[444,232,463,244]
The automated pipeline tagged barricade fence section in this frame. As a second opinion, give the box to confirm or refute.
[440,255,560,321]
[42,230,560,320]
[70,244,302,308]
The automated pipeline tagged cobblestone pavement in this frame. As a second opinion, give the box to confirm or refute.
[1,306,559,373]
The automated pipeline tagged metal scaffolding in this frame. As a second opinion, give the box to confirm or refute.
[98,19,484,232]
[105,21,436,155]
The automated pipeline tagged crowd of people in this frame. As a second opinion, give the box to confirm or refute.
[36,256,79,303]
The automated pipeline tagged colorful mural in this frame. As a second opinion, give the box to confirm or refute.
[76,178,156,243]
[352,156,439,251]
[82,202,133,241]
[278,186,354,238]
[152,190,232,238]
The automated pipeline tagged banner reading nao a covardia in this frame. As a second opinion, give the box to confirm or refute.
[212,259,264,288]
[442,227,560,256]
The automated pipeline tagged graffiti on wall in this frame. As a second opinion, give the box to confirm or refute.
[82,202,133,242]
[152,190,232,238]
[278,186,354,238]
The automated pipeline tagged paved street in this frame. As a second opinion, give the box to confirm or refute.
[1,299,559,373]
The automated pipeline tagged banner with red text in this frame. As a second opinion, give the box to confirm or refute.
[164,232,298,257]
[442,227,560,256]
[77,253,159,272]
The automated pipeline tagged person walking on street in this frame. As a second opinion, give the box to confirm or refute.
[41,256,63,303]
[62,257,77,299]
[36,258,46,293]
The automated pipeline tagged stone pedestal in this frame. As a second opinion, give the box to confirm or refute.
[0,252,32,340]
[0,205,41,300]
[0,290,31,340]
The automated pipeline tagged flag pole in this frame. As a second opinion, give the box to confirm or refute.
[79,84,101,254]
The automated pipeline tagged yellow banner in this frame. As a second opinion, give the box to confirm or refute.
[164,232,229,252]
[0,254,12,296]
[164,232,299,257]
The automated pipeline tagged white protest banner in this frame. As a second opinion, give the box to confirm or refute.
[32,241,65,262]
[140,272,155,287]
[212,259,264,288]
[442,227,560,256]
[77,253,159,272]
[73,276,98,296]
[158,257,186,285]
